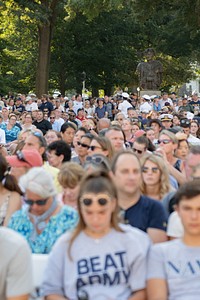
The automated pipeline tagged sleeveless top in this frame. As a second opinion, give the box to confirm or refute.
[173,159,182,172]
[0,193,10,226]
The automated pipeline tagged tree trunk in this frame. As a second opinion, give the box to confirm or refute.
[35,0,59,97]
[36,24,51,97]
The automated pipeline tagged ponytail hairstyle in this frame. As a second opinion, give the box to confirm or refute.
[0,155,22,195]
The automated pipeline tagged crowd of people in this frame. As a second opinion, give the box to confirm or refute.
[1,90,200,299]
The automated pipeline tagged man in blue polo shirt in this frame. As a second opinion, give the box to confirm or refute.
[112,151,167,243]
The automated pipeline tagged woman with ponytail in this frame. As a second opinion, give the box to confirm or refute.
[0,154,22,226]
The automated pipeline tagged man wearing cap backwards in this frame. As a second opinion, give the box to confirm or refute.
[118,92,132,118]
[0,227,33,300]
[147,181,200,300]
[159,114,173,129]
[6,149,43,181]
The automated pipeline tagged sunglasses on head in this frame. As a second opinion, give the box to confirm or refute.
[80,196,110,206]
[24,198,48,206]
[77,141,90,148]
[32,131,43,137]
[180,119,190,126]
[86,155,104,164]
[133,148,144,154]
[157,139,172,144]
[16,150,32,167]
[142,166,160,173]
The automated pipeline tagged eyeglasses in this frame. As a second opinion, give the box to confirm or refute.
[69,114,76,118]
[80,195,110,206]
[142,166,160,173]
[50,117,55,119]
[77,141,90,148]
[24,198,48,206]
[88,145,102,151]
[16,150,32,167]
[157,139,172,144]
[133,148,144,154]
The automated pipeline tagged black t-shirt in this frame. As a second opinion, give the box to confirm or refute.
[121,195,167,232]
[33,119,52,135]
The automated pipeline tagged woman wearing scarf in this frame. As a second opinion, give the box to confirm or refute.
[8,167,78,254]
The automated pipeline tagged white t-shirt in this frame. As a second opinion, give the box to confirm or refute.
[0,128,6,144]
[148,239,200,300]
[42,224,150,300]
[25,102,38,111]
[73,101,83,114]
[0,228,33,300]
[167,211,184,238]
[139,102,152,113]
[118,100,132,117]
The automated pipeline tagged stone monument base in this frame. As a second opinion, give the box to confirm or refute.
[140,90,161,97]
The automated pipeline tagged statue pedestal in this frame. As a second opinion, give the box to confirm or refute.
[140,90,161,97]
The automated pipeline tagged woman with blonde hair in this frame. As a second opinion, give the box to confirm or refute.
[58,162,84,209]
[156,129,186,185]
[121,118,134,144]
[42,171,150,300]
[141,153,171,201]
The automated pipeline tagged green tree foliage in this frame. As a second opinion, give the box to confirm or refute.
[0,0,199,95]
[50,9,144,95]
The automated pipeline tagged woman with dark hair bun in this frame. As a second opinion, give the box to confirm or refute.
[0,154,22,226]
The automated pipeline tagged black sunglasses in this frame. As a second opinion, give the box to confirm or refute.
[16,150,32,167]
[80,197,110,206]
[24,198,48,206]
[77,141,90,148]
[88,145,102,151]
[133,148,143,154]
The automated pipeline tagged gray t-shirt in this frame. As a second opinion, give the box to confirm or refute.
[0,227,33,300]
[147,239,200,300]
[42,224,150,300]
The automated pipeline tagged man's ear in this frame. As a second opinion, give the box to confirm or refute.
[38,146,45,156]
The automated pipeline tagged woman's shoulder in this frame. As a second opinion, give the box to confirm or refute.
[57,205,78,217]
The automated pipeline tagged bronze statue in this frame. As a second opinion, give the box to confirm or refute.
[136,48,163,90]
